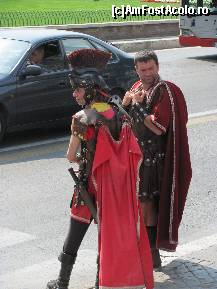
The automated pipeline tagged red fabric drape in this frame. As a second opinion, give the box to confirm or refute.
[130,80,192,252]
[156,81,192,251]
[92,124,154,289]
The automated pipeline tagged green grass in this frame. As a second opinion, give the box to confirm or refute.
[0,0,178,27]
[0,0,178,11]
[0,0,143,11]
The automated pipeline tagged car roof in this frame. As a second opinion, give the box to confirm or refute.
[0,28,131,60]
[0,28,89,44]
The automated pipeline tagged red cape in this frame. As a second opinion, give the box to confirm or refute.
[92,124,154,289]
[156,81,192,251]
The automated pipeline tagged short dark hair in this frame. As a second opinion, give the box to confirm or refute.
[134,50,159,66]
[35,45,45,52]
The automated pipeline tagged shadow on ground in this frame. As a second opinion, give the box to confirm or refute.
[188,54,217,64]
[154,257,217,289]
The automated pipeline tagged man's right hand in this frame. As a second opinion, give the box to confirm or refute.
[132,90,146,105]
[122,91,132,107]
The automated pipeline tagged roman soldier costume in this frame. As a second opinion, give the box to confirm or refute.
[127,76,192,267]
[47,49,154,289]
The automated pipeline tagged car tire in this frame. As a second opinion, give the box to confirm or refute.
[0,111,6,143]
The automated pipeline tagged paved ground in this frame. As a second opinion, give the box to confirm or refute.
[154,247,217,289]
[56,242,217,289]
[2,235,216,289]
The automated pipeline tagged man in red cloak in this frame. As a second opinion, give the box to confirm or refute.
[122,50,192,268]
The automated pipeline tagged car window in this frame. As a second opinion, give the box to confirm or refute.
[61,38,94,56]
[89,40,117,62]
[27,41,67,73]
[0,38,31,74]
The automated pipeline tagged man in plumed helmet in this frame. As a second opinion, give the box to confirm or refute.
[46,49,154,289]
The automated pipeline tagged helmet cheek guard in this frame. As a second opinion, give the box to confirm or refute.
[69,70,110,105]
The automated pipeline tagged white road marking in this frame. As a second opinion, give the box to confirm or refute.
[0,227,36,249]
[189,109,217,118]
[0,109,217,154]
[177,233,217,256]
[0,249,97,289]
[0,136,69,153]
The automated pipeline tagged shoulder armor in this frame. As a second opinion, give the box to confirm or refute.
[74,108,99,126]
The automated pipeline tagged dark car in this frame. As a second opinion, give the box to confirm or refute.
[0,28,138,142]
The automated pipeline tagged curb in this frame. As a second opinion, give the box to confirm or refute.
[111,36,180,52]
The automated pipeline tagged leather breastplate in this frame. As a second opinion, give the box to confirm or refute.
[129,90,166,166]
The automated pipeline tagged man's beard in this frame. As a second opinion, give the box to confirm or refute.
[142,74,160,87]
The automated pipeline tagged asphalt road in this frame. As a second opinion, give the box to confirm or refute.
[0,46,217,289]
[1,46,217,149]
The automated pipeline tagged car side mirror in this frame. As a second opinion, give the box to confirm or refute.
[20,65,42,77]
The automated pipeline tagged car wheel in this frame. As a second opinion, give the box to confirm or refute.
[0,112,6,143]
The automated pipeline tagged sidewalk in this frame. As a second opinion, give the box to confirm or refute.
[111,36,181,52]
[154,245,217,289]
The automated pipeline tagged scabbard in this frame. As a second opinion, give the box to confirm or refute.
[68,167,98,223]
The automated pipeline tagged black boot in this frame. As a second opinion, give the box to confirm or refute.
[94,255,99,289]
[146,226,162,269]
[46,252,76,289]
[151,248,162,269]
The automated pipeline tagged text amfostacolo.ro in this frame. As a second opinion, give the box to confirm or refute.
[111,4,210,19]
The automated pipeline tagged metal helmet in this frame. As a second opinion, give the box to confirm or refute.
[68,49,111,104]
